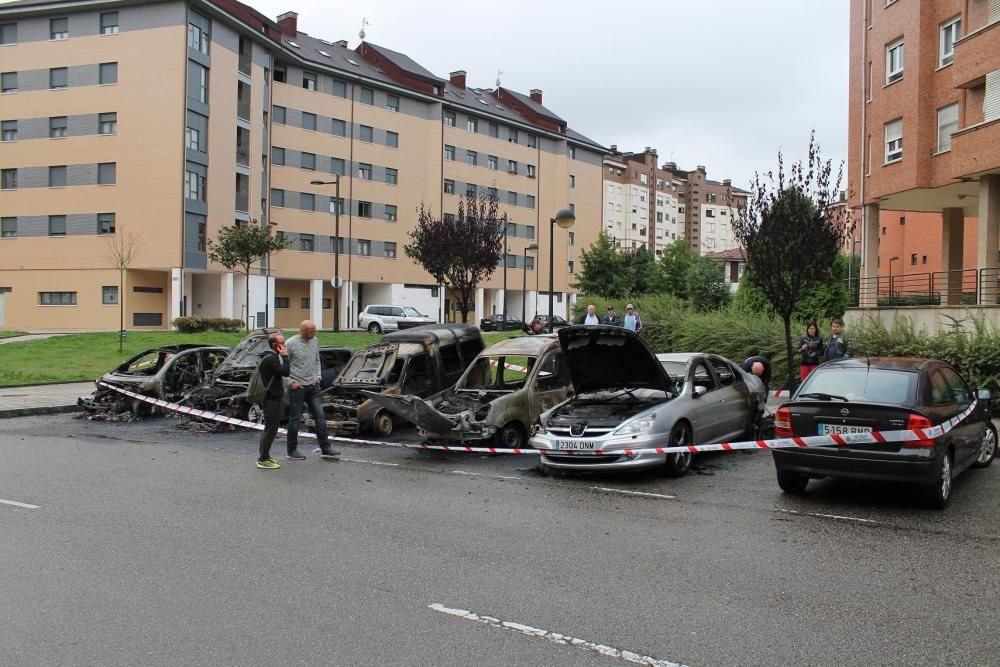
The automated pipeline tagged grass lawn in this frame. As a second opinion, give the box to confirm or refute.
[0,328,521,386]
[0,331,29,339]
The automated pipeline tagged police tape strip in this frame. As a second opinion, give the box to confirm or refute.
[773,390,790,398]
[96,381,978,458]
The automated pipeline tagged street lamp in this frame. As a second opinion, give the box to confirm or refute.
[522,243,539,324]
[265,220,278,327]
[310,177,341,331]
[548,208,576,332]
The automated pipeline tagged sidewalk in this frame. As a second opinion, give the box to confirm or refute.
[0,381,94,418]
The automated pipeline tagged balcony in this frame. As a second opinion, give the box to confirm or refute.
[950,116,1000,179]
[952,18,1000,88]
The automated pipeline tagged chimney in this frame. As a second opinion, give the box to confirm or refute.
[529,89,543,104]
[696,165,706,172]
[665,161,676,170]
[449,70,467,89]
[334,39,347,48]
[276,11,298,37]
[609,144,618,153]
[723,179,731,187]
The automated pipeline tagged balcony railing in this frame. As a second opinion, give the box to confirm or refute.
[848,267,1000,307]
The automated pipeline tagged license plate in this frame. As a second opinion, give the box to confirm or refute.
[557,440,597,450]
[818,423,872,435]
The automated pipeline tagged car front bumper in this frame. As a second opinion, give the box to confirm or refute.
[530,431,669,472]
[772,447,940,485]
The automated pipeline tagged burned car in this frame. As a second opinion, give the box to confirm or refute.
[364,334,573,448]
[320,324,484,436]
[79,344,230,415]
[530,326,767,476]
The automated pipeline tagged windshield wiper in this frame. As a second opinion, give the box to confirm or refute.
[798,392,849,402]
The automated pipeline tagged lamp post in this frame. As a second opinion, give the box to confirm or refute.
[548,208,576,332]
[310,177,341,331]
[523,243,538,324]
[500,223,508,331]
[264,220,278,327]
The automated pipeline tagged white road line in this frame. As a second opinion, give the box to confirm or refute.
[340,458,401,467]
[591,487,677,500]
[451,470,524,481]
[0,498,39,509]
[774,508,877,525]
[428,603,687,667]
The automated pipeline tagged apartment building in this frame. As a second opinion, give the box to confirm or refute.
[848,0,1000,307]
[0,0,604,331]
[601,146,744,256]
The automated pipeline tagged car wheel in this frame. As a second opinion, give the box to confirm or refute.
[971,422,996,468]
[495,422,527,450]
[372,410,393,437]
[665,422,693,477]
[921,450,953,509]
[776,468,809,494]
[367,321,382,334]
[247,403,265,425]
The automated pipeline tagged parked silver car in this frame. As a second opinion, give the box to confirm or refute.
[531,326,767,475]
[358,305,436,334]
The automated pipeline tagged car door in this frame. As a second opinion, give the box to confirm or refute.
[938,366,981,470]
[685,358,723,443]
[529,350,572,421]
[708,356,750,440]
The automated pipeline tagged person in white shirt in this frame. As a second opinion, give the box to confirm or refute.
[580,304,600,325]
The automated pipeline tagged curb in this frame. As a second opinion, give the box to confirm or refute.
[0,404,83,419]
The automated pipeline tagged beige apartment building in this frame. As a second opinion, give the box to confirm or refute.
[0,0,604,331]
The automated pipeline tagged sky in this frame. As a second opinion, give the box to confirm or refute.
[248,0,850,190]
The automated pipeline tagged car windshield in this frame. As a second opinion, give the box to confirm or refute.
[403,307,424,317]
[459,355,537,391]
[339,347,397,383]
[799,367,917,405]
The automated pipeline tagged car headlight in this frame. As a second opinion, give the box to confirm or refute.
[614,414,655,436]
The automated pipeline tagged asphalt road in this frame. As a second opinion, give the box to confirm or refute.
[2,412,999,666]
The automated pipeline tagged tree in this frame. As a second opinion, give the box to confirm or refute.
[621,246,658,295]
[656,238,698,299]
[731,133,848,387]
[103,232,140,352]
[208,220,289,330]
[687,255,731,311]
[405,193,506,323]
[573,232,629,298]
[733,253,856,324]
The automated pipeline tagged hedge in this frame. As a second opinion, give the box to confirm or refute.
[172,316,244,333]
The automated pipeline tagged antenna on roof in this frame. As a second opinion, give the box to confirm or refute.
[359,17,369,41]
[495,69,503,88]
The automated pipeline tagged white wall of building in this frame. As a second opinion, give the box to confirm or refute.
[699,202,739,255]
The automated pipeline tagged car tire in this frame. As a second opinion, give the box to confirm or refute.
[372,410,393,437]
[776,468,809,494]
[247,403,264,424]
[367,322,382,334]
[495,422,527,450]
[920,449,953,509]
[664,421,693,477]
[971,422,996,469]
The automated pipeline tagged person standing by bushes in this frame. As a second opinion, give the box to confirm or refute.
[604,306,619,326]
[623,304,643,333]
[798,321,823,381]
[824,317,852,362]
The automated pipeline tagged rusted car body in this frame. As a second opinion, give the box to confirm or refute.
[364,334,573,448]
[320,324,483,435]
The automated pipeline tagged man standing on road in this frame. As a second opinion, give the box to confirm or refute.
[257,333,289,470]
[286,320,340,460]
[824,317,852,362]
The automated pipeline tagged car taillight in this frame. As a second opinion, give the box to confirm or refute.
[905,413,936,447]
[774,407,793,437]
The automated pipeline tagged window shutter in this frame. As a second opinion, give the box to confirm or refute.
[985,70,1000,123]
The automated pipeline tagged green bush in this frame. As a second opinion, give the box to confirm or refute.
[173,316,244,333]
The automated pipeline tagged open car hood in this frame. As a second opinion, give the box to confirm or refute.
[334,343,399,386]
[214,329,279,377]
[557,325,672,394]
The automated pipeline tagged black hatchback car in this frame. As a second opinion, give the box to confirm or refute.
[772,357,995,508]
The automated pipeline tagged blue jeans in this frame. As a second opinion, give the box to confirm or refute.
[286,383,329,451]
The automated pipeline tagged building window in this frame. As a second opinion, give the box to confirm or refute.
[526,195,535,209]
[884,118,903,163]
[270,188,284,207]
[99,62,117,85]
[569,146,577,159]
[331,118,346,137]
[50,67,68,89]
[384,242,397,258]
[331,79,346,97]
[0,23,16,45]
[357,201,372,218]
[360,87,374,105]
[302,112,317,131]
[910,253,918,266]
[507,191,517,206]
[48,215,66,236]
[99,112,117,135]
[444,145,455,161]
[386,94,400,112]
[49,116,67,138]
[301,152,316,171]
[357,163,372,180]
[188,13,210,54]
[1,169,15,189]
[525,256,534,270]
[40,291,76,305]
[189,62,207,102]
[444,111,456,127]
[444,179,455,194]
[299,234,315,252]
[272,105,285,124]
[302,71,317,91]
[466,150,478,166]
[300,193,315,211]
[50,17,68,40]
[508,128,518,144]
[1,72,16,93]
[940,18,960,67]
[886,39,904,84]
[331,197,345,214]
[937,103,959,152]
[98,162,116,185]
[102,285,118,305]
[569,174,575,188]
[100,12,119,35]
[466,183,477,197]
[49,165,67,187]
[526,164,536,178]
[330,158,345,176]
[568,231,575,245]
[1,216,15,238]
[489,122,499,138]
[508,160,518,175]
[385,205,398,222]
[359,125,373,142]
[568,260,574,274]
[301,297,310,309]
[385,168,398,185]
[705,209,715,218]
[467,117,478,133]
[487,186,498,199]
[488,155,498,171]
[1,120,16,142]
[358,239,371,256]
[185,168,206,201]
[271,147,285,166]
[526,225,534,240]
[98,212,115,234]
[526,134,536,148]
[274,297,289,309]
[322,298,332,309]
[386,131,399,148]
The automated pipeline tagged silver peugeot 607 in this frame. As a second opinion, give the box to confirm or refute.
[530,325,767,475]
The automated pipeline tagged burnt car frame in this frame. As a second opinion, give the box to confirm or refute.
[320,324,484,436]
[364,333,573,448]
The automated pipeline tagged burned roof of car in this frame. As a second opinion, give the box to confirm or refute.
[382,323,481,346]
[476,334,559,356]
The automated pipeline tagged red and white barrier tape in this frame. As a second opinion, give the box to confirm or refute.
[96,381,978,457]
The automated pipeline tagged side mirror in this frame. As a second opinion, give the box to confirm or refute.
[978,389,992,401]
[693,386,707,398]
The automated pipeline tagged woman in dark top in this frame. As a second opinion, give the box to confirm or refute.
[798,321,823,382]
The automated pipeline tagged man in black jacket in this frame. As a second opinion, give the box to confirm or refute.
[257,333,290,469]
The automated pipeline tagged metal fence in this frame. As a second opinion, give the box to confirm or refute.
[848,267,998,307]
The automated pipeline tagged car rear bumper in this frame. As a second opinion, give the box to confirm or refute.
[772,448,939,484]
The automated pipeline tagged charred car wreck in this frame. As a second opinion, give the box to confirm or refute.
[320,324,484,436]
[365,334,573,448]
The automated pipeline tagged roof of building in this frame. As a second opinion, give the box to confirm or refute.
[360,41,447,85]
[705,248,746,261]
[497,87,566,124]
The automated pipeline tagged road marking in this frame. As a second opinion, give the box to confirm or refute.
[774,508,877,525]
[591,487,677,500]
[0,498,39,509]
[340,458,401,467]
[451,470,524,481]
[428,603,686,667]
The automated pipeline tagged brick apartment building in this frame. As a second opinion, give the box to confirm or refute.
[0,0,604,331]
[602,147,745,257]
[848,0,1000,309]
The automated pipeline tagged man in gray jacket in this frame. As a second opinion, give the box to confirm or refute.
[286,320,339,460]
